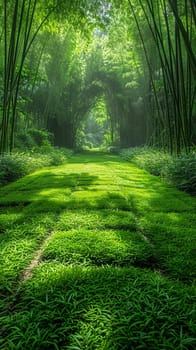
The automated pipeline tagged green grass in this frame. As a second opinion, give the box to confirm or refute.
[0,147,73,187]
[120,147,196,195]
[41,228,153,267]
[2,265,195,350]
[0,211,56,294]
[0,152,195,349]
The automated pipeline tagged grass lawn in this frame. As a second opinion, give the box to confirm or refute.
[0,153,195,349]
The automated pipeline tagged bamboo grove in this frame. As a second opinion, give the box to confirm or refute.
[0,0,195,154]
[127,0,196,153]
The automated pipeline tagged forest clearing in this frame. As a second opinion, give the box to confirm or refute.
[0,153,195,349]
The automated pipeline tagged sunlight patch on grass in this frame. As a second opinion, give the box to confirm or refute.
[38,188,71,200]
[56,209,137,231]
[126,188,195,214]
[138,211,196,282]
[41,228,152,267]
[1,153,196,349]
[67,191,131,210]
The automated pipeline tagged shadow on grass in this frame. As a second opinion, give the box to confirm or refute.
[0,155,196,349]
[0,163,195,281]
[1,264,195,350]
[30,182,195,282]
[126,186,196,283]
[0,156,195,289]
[0,171,99,206]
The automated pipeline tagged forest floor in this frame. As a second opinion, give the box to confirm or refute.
[0,153,195,350]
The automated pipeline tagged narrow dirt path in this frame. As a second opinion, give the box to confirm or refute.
[20,230,55,282]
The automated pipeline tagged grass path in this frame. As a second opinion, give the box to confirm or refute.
[0,153,195,349]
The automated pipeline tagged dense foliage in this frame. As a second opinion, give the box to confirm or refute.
[120,147,196,195]
[0,2,195,348]
[0,147,72,187]
[0,0,195,154]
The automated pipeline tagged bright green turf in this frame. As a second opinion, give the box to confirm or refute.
[0,153,195,349]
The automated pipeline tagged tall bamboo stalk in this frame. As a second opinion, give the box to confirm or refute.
[0,0,57,154]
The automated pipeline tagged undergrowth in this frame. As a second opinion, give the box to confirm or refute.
[120,147,196,195]
[0,147,73,187]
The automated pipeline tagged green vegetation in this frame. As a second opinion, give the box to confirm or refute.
[0,1,195,347]
[0,153,195,349]
[0,1,195,154]
[0,147,73,187]
[121,147,196,195]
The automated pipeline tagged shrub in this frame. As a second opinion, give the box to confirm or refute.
[120,147,172,176]
[15,129,53,150]
[0,154,27,186]
[166,153,196,195]
[0,153,48,186]
[47,148,72,166]
[31,146,73,166]
[28,129,52,147]
[120,147,196,195]
[15,132,35,149]
[0,148,73,187]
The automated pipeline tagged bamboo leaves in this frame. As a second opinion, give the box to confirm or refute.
[1,0,39,153]
[127,0,196,153]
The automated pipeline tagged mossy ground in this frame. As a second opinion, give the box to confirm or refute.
[0,153,195,349]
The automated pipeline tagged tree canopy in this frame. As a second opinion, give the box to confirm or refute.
[0,0,195,153]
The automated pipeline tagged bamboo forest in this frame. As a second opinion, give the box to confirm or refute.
[0,1,196,349]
